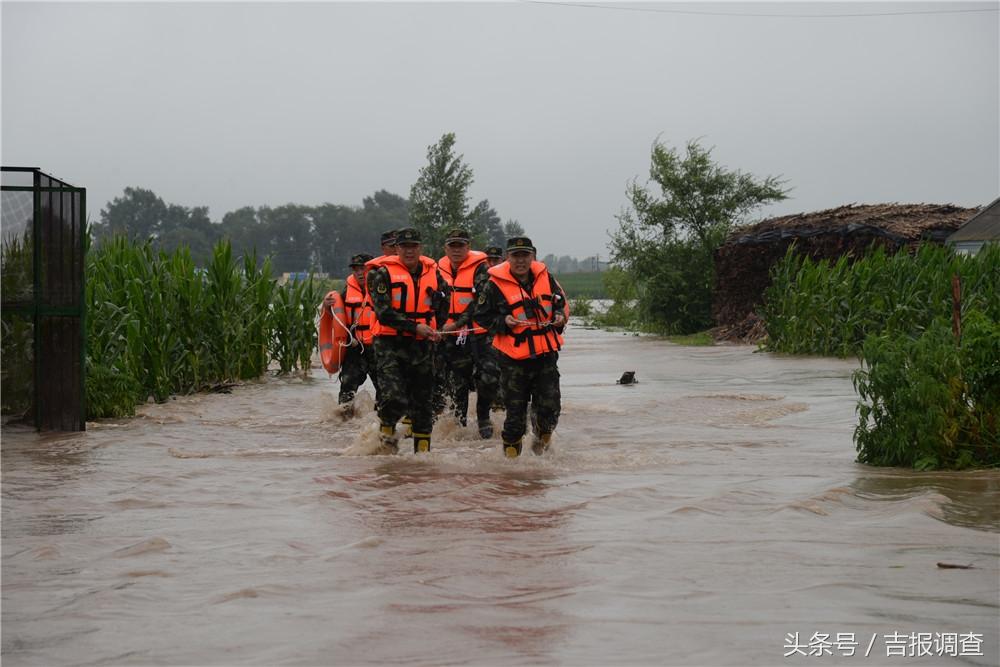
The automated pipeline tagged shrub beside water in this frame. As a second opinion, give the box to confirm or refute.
[86,236,320,419]
[853,313,999,470]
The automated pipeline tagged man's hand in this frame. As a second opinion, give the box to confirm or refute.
[504,315,520,329]
[415,323,442,342]
[322,294,336,309]
[441,322,458,333]
[551,311,566,328]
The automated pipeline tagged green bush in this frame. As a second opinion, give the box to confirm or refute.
[853,312,999,469]
[569,295,593,318]
[590,267,639,328]
[633,230,724,334]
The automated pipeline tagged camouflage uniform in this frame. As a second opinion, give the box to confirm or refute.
[476,246,567,455]
[337,342,376,404]
[440,260,499,429]
[481,245,507,412]
[470,329,501,420]
[338,255,378,405]
[368,246,450,447]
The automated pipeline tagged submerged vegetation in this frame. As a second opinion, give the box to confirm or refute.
[761,243,999,469]
[853,312,999,470]
[86,236,320,419]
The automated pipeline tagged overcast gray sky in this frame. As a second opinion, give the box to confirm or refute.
[2,1,997,257]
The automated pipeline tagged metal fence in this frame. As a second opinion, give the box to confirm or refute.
[2,167,86,430]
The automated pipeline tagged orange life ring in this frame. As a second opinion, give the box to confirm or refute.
[318,290,350,374]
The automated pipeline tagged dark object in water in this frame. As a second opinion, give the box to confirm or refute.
[936,562,974,569]
[617,371,637,385]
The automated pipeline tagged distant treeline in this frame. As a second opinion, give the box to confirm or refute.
[90,186,603,275]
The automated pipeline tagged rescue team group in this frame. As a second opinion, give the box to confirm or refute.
[321,227,568,459]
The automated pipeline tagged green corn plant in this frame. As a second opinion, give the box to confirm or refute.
[203,240,244,383]
[762,243,999,357]
[82,234,403,418]
[239,251,275,379]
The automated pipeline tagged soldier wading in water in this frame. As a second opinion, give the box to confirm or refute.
[437,228,499,438]
[476,237,568,457]
[367,227,449,454]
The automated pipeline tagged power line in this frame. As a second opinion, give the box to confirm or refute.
[520,0,1000,18]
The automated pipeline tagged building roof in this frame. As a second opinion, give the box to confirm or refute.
[948,196,1000,243]
[726,203,979,246]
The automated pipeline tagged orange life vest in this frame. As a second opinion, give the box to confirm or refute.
[489,261,566,360]
[343,274,375,345]
[362,254,394,331]
[370,255,440,339]
[438,250,487,328]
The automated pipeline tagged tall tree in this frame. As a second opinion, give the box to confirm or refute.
[610,138,788,333]
[258,205,313,273]
[409,132,484,250]
[500,219,525,246]
[466,201,504,249]
[96,187,169,240]
[220,206,264,263]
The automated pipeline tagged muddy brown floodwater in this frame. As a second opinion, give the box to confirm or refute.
[2,325,998,666]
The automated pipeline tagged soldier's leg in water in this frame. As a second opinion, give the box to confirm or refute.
[531,354,561,455]
[362,345,379,398]
[405,339,436,453]
[370,341,385,412]
[430,341,448,418]
[373,338,406,452]
[500,357,533,457]
[446,342,475,426]
[472,334,500,438]
[337,345,365,405]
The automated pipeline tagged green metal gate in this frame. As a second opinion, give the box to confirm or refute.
[2,167,86,431]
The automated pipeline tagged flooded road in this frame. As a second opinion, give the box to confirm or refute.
[3,325,998,666]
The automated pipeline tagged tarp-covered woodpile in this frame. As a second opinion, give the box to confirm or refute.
[712,203,980,341]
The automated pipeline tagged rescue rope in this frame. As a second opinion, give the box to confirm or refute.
[330,304,362,355]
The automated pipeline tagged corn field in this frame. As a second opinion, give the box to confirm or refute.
[761,243,1000,357]
[86,236,321,419]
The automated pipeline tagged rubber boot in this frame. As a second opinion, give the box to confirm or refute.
[478,419,494,439]
[413,433,431,453]
[503,439,522,459]
[531,432,552,456]
[377,424,399,455]
[401,416,413,439]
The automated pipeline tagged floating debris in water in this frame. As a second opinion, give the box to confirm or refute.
[617,371,637,385]
[936,562,975,569]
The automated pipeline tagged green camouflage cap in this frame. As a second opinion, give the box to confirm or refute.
[395,227,422,245]
[444,228,471,244]
[380,229,397,245]
[506,236,536,254]
[485,245,504,258]
[349,253,374,267]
